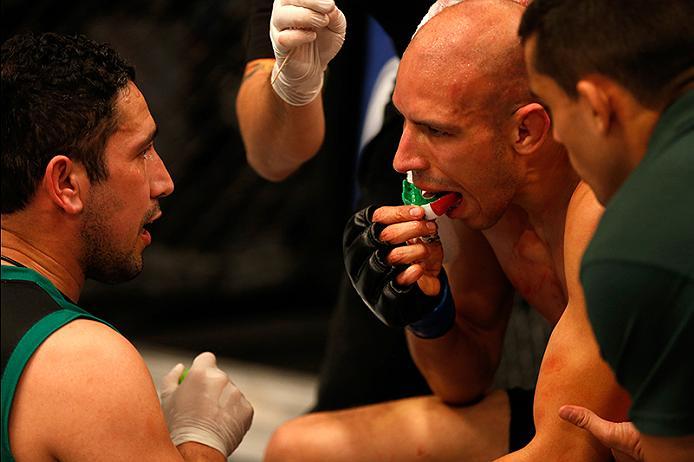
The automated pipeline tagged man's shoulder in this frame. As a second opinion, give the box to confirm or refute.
[19,318,148,404]
[584,149,694,274]
[9,319,163,460]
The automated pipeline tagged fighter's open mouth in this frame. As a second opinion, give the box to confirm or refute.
[423,190,463,216]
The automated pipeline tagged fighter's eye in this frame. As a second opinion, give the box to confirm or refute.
[426,125,449,137]
[141,144,154,160]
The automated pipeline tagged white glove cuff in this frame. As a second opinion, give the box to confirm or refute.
[171,429,229,457]
[271,64,324,106]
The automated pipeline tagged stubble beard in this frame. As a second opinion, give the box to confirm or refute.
[79,200,144,285]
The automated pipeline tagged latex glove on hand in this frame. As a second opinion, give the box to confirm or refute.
[343,205,456,339]
[160,352,254,457]
[270,0,347,105]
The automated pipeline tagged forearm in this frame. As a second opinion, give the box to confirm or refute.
[407,229,513,404]
[407,317,503,404]
[236,59,325,181]
[177,441,226,462]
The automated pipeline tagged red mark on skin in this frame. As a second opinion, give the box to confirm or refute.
[540,354,565,375]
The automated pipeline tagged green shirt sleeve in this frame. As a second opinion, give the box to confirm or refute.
[581,260,694,436]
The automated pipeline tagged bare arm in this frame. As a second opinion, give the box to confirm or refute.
[377,209,514,404]
[236,59,325,181]
[498,184,631,461]
[9,320,224,461]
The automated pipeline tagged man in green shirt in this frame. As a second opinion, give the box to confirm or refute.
[520,1,694,460]
[1,32,253,461]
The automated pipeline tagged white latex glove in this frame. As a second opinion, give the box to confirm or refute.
[270,0,347,106]
[160,352,254,457]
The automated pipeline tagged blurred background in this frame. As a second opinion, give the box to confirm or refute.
[2,1,373,460]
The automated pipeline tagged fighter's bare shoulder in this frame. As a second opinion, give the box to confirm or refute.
[9,319,174,461]
[565,181,603,245]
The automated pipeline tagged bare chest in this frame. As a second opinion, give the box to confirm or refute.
[484,221,567,325]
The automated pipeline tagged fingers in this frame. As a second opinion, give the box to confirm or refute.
[559,405,641,458]
[274,5,330,31]
[281,0,335,14]
[191,351,218,370]
[559,405,618,437]
[161,363,185,393]
[276,29,318,50]
[372,205,435,245]
[372,205,425,225]
[387,242,431,265]
[394,264,425,287]
[416,274,442,296]
[326,6,346,34]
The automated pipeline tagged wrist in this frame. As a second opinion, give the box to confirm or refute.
[177,441,226,462]
[270,65,324,106]
[171,428,229,459]
[407,271,456,339]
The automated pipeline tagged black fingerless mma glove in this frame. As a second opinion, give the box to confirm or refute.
[343,206,455,338]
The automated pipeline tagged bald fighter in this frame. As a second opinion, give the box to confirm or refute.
[263,1,629,461]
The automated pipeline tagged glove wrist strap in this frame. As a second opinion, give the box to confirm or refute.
[407,272,455,339]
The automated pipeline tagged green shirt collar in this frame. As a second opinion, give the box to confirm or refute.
[646,89,694,161]
[0,265,88,314]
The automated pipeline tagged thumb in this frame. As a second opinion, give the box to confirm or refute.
[161,363,185,394]
[191,351,218,370]
[559,405,641,458]
[326,6,346,35]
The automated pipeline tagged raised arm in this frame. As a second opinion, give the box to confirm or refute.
[343,205,513,405]
[235,0,346,181]
[499,184,631,461]
[8,320,251,461]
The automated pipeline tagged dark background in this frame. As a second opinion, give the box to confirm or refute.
[2,0,369,372]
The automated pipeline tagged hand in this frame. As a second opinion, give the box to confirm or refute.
[270,0,347,105]
[559,405,644,462]
[160,352,254,457]
[343,205,455,337]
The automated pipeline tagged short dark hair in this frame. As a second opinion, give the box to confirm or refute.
[1,32,136,214]
[518,0,694,106]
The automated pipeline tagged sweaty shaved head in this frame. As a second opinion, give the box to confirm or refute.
[403,0,532,123]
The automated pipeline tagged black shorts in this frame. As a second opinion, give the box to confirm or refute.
[507,387,536,451]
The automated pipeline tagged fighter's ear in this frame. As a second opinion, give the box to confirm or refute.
[576,78,611,135]
[42,155,87,215]
[511,102,550,155]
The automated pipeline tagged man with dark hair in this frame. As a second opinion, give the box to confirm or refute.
[1,32,253,461]
[519,1,694,461]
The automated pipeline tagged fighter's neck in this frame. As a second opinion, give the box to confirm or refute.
[1,225,84,302]
[513,158,581,242]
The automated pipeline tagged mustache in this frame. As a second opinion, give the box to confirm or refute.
[411,171,456,190]
[141,203,161,228]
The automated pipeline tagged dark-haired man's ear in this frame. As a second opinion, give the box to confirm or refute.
[512,102,551,155]
[43,156,86,215]
[576,79,611,135]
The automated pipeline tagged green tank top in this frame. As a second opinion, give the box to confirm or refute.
[1,266,115,461]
